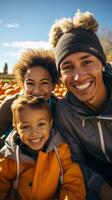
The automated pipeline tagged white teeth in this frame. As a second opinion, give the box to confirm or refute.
[30,138,42,144]
[37,96,44,99]
[75,82,90,90]
[33,95,44,99]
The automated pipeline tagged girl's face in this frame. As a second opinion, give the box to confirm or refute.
[16,106,53,150]
[60,52,106,109]
[24,66,53,100]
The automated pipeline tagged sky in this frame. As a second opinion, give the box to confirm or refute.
[0,0,112,73]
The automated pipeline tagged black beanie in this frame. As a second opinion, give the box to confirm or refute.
[55,28,106,70]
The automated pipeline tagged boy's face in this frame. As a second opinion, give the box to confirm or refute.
[16,106,52,150]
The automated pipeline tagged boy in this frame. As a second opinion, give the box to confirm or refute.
[0,95,85,200]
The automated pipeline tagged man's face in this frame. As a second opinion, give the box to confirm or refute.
[60,52,105,109]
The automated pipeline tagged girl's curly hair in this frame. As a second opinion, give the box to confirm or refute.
[13,48,59,88]
[49,9,98,48]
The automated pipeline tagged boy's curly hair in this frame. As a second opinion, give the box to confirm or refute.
[11,95,52,126]
[49,9,98,48]
[13,48,59,88]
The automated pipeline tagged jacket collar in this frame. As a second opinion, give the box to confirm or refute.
[0,128,64,160]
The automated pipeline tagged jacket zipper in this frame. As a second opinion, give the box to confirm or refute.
[97,119,111,163]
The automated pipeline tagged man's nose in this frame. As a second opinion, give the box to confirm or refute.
[72,68,85,81]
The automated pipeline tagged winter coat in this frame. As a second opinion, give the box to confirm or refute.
[0,93,58,138]
[55,68,112,197]
[0,130,85,200]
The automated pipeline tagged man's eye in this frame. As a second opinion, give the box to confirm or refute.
[63,66,70,70]
[63,68,69,71]
[62,67,71,73]
[84,60,93,65]
[62,64,73,71]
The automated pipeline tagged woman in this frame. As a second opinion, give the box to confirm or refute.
[0,48,59,139]
[49,10,112,200]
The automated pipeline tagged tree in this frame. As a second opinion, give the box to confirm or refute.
[3,62,8,74]
[99,28,112,62]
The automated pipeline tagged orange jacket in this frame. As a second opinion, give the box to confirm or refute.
[0,131,86,200]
